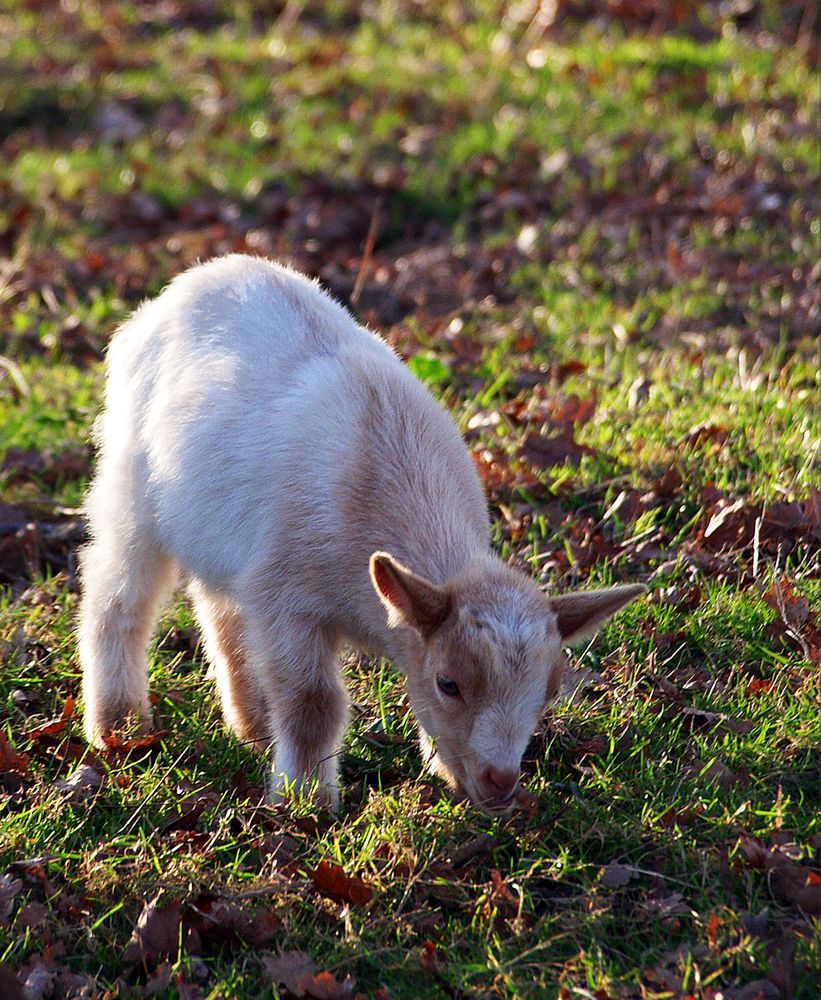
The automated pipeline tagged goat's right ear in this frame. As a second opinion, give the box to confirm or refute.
[369,552,451,638]
[549,584,646,646]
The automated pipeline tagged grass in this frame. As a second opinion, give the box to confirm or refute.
[1,2,819,997]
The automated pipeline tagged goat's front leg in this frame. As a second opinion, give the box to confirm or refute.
[243,613,348,810]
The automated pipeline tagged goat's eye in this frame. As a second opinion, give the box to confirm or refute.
[436,675,460,698]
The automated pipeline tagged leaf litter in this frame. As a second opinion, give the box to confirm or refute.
[307,861,374,907]
[0,3,818,997]
[738,836,821,918]
[123,892,282,969]
[263,951,356,999]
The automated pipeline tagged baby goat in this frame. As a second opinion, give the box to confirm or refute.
[80,255,643,812]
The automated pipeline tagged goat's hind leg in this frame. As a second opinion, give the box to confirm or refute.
[189,580,272,752]
[79,539,176,745]
[79,465,176,746]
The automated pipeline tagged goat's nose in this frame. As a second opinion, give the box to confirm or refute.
[480,766,519,801]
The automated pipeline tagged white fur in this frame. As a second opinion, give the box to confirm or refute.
[79,254,643,813]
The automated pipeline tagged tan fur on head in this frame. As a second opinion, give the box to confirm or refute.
[549,584,646,645]
[368,556,643,812]
[370,552,451,636]
[78,254,646,815]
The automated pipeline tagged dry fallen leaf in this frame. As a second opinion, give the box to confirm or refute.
[688,756,737,790]
[15,956,98,1000]
[0,966,24,1000]
[706,911,721,952]
[25,695,75,741]
[123,897,189,967]
[421,939,437,972]
[18,901,49,931]
[0,448,91,487]
[124,892,283,968]
[738,835,821,916]
[100,731,167,756]
[307,861,373,906]
[763,577,810,631]
[658,582,703,611]
[160,785,220,833]
[550,360,587,384]
[19,959,53,1000]
[195,898,281,949]
[679,706,751,736]
[263,952,316,995]
[474,869,520,925]
[137,960,173,998]
[682,421,728,451]
[471,447,540,498]
[600,862,635,888]
[263,951,356,999]
[53,763,104,801]
[0,875,23,925]
[519,429,596,469]
[0,732,29,774]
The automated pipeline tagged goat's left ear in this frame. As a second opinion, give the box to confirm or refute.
[549,584,646,645]
[370,551,451,638]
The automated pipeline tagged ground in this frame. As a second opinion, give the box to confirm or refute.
[0,2,819,998]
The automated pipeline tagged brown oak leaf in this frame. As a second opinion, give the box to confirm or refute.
[26,696,74,741]
[738,836,821,916]
[307,861,373,906]
[0,732,29,773]
[519,429,596,468]
[263,951,356,999]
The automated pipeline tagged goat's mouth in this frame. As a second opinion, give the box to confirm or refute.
[463,779,521,815]
[481,787,520,814]
[435,754,521,814]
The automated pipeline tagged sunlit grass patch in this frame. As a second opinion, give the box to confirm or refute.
[1,0,819,995]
